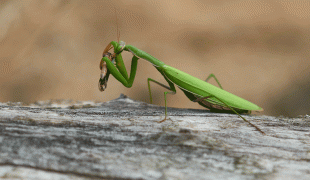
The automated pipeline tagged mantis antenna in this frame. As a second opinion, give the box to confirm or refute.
[114,7,120,43]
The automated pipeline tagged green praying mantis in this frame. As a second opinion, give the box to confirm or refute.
[98,32,265,134]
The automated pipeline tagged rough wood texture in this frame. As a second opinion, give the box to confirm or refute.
[0,94,309,180]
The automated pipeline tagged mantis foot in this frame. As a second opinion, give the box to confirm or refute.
[157,117,172,123]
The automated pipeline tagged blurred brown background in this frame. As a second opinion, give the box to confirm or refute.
[0,0,309,117]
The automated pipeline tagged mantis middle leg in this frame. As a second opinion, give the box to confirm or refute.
[147,76,176,122]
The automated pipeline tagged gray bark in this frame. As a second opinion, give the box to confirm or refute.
[0,94,309,180]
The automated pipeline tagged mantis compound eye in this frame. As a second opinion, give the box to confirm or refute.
[117,41,126,53]
[119,41,126,48]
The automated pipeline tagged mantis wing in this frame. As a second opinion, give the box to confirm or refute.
[162,65,263,111]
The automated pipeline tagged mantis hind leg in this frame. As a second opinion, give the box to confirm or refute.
[193,96,265,135]
[205,73,223,89]
[147,78,176,122]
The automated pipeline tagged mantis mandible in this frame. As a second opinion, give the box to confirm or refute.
[98,18,264,134]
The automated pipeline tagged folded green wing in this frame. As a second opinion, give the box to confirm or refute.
[162,65,262,111]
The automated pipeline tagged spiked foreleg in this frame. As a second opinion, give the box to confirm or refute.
[100,55,138,88]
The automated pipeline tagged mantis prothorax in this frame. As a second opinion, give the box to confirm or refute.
[98,41,265,135]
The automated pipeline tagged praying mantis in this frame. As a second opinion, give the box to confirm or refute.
[98,16,264,134]
[98,40,265,134]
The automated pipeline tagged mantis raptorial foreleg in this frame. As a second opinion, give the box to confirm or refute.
[205,73,224,90]
[100,55,138,88]
[115,53,129,80]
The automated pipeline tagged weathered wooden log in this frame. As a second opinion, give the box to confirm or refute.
[0,94,309,179]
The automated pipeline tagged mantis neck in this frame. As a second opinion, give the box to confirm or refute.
[124,45,165,68]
